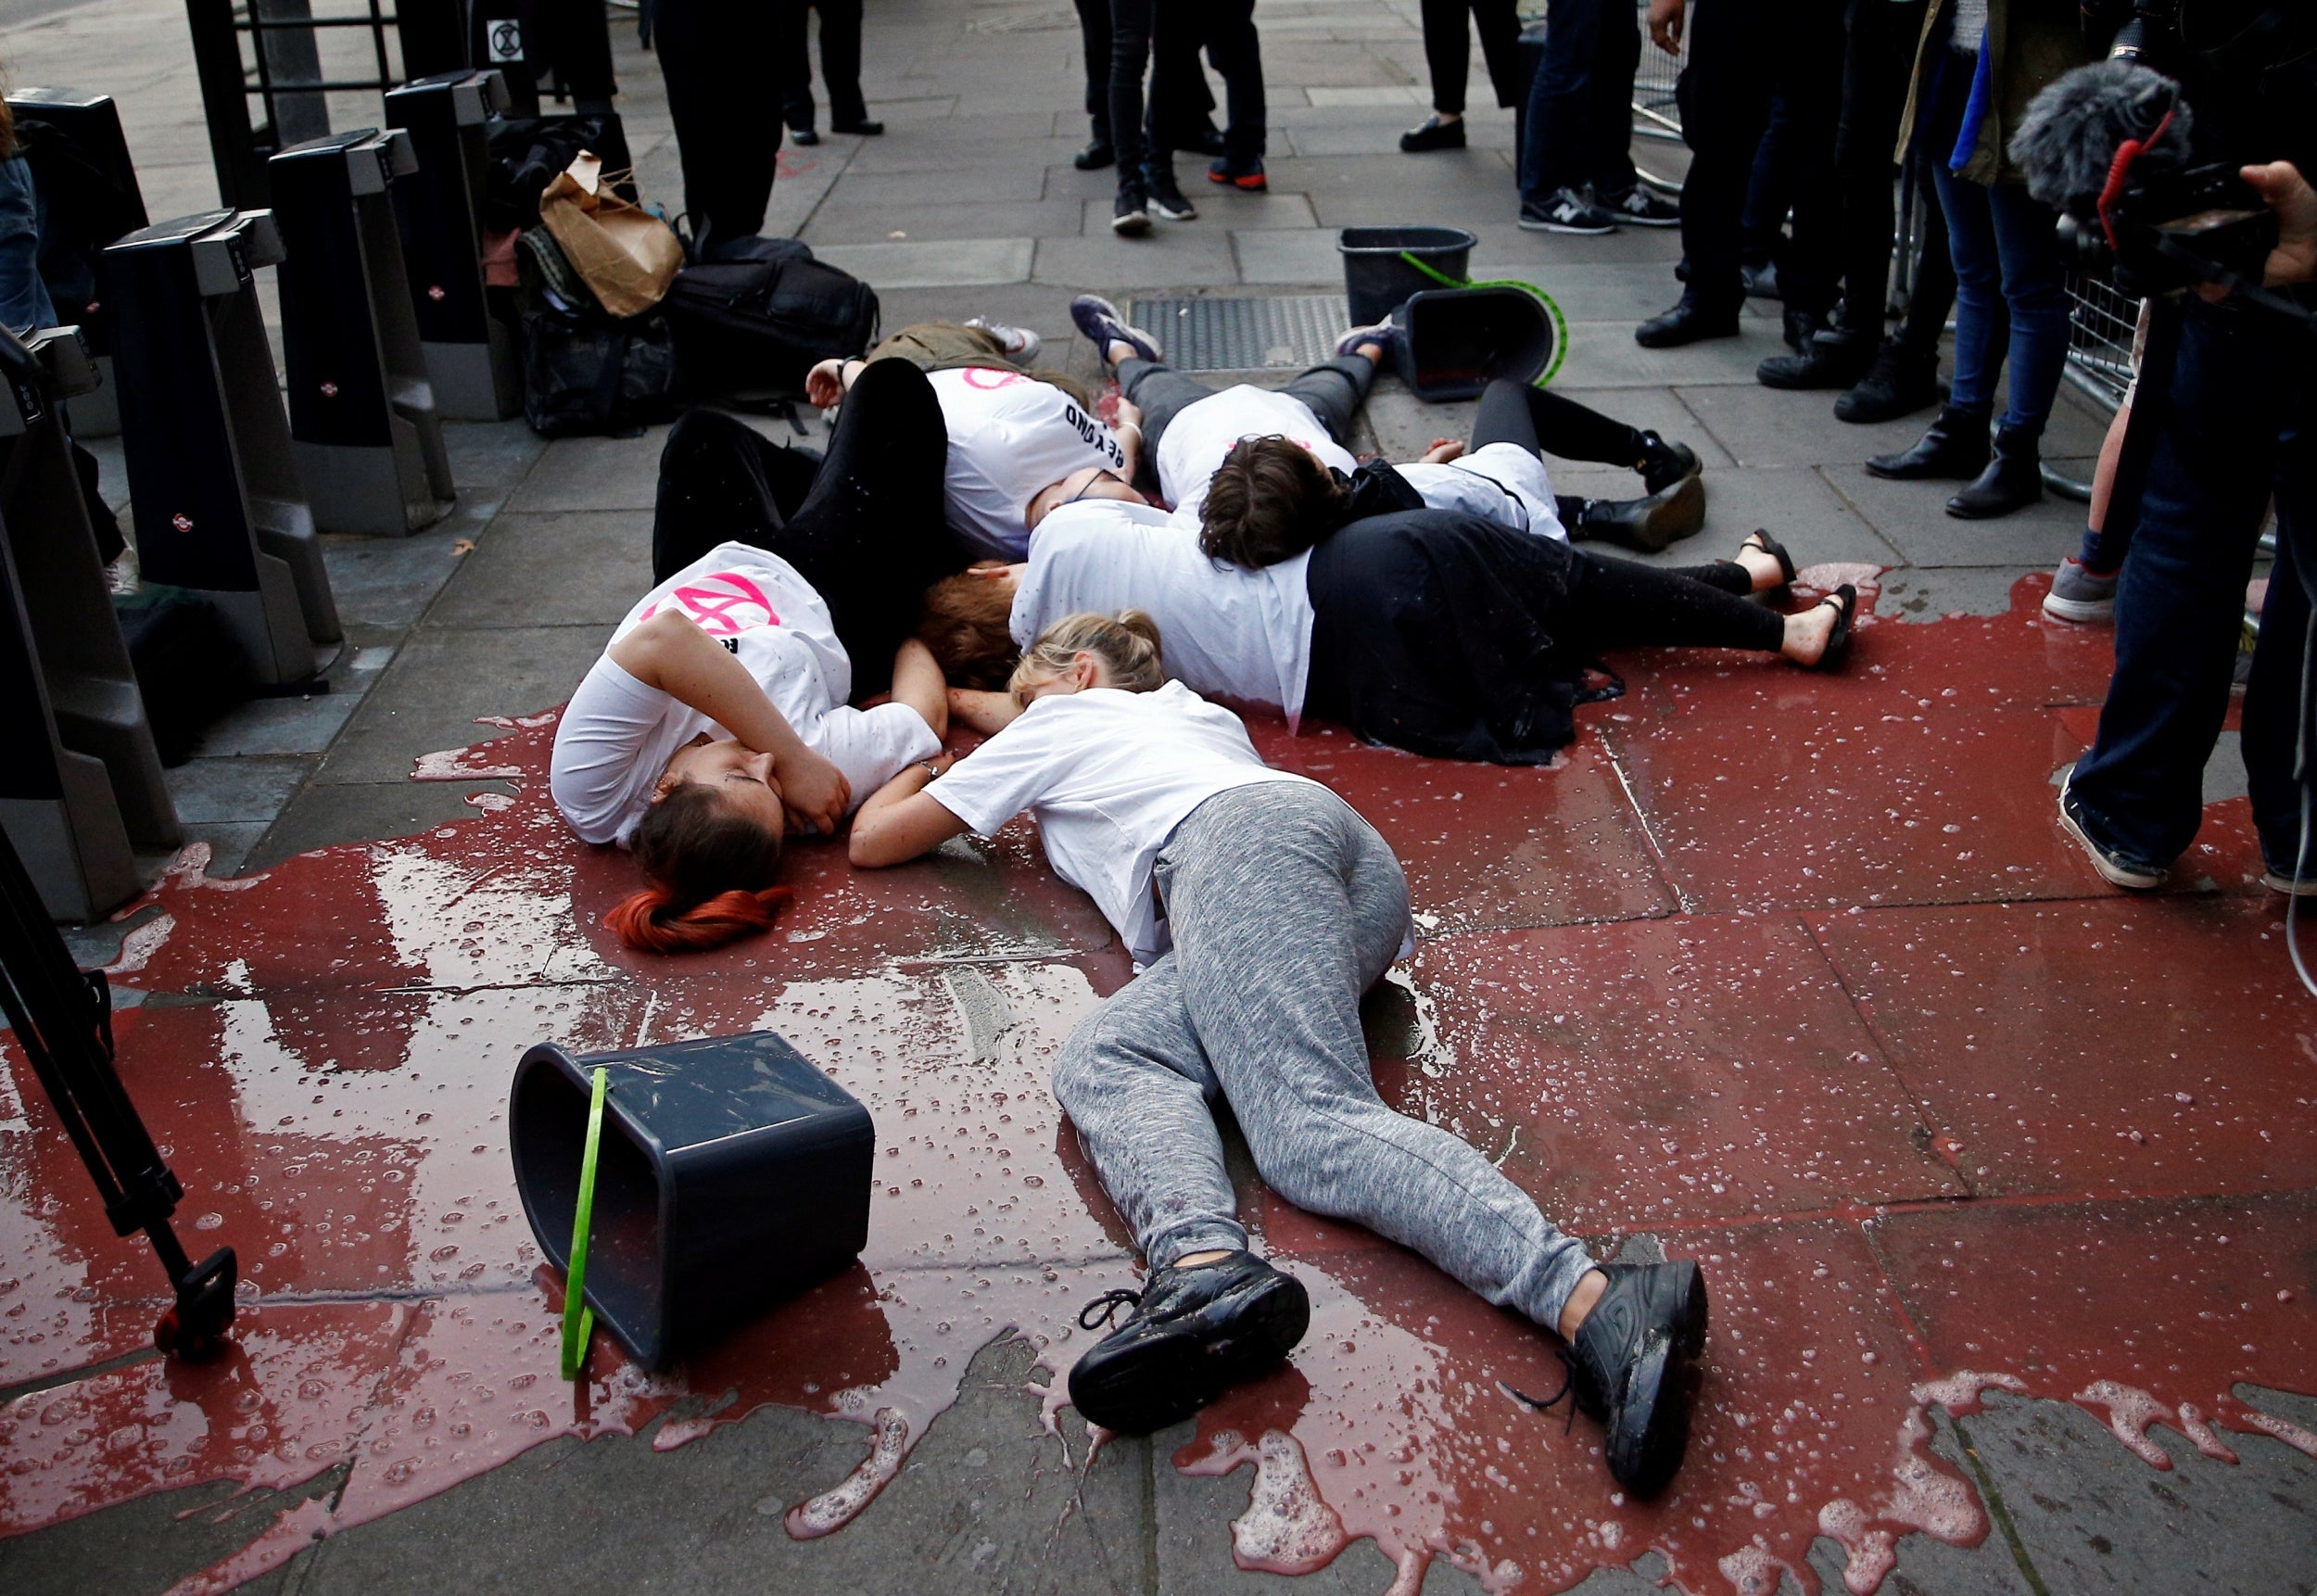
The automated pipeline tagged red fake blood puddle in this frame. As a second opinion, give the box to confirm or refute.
[1,578,2307,1596]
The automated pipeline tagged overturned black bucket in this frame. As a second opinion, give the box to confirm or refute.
[1337,225,1476,326]
[510,1032,874,1370]
[1395,285,1556,403]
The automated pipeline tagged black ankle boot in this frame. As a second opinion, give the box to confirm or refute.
[1757,323,1877,390]
[1865,404,1991,481]
[1635,429,1699,494]
[1946,424,2044,519]
[1571,475,1705,552]
[1780,307,1826,353]
[1835,341,1942,424]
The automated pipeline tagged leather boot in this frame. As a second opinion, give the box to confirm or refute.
[1570,475,1705,553]
[1780,307,1826,353]
[1865,405,1991,481]
[1835,340,1942,424]
[1757,323,1877,390]
[1945,424,2044,519]
[1636,294,1741,348]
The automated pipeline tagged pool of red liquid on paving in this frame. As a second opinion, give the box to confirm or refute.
[3,574,2310,1594]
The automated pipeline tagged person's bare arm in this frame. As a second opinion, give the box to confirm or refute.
[804,357,872,409]
[1419,437,1467,464]
[947,688,1023,736]
[1649,0,1685,53]
[890,638,950,741]
[1114,398,1145,483]
[609,609,850,831]
[849,765,971,866]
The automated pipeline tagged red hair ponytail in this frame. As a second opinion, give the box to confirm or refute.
[605,882,793,953]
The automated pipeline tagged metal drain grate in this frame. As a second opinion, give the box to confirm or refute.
[1128,295,1348,373]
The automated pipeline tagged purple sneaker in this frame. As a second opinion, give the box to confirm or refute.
[1335,318,1402,361]
[1069,295,1163,365]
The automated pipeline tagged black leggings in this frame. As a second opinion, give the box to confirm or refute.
[652,361,958,698]
[1470,378,1652,468]
[1564,549,1780,652]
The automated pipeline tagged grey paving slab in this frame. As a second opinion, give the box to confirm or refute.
[424,511,654,630]
[1548,319,1792,390]
[1233,228,1345,285]
[500,427,674,513]
[1675,382,1938,469]
[439,419,550,492]
[1285,120,1518,158]
[829,167,1052,209]
[1032,234,1242,290]
[179,819,271,878]
[817,237,1038,289]
[310,624,604,786]
[0,1458,348,1596]
[250,777,517,868]
[805,197,1084,247]
[317,519,495,632]
[161,754,314,825]
[1601,462,1904,572]
[1084,192,1320,237]
[1878,565,2048,622]
[1948,1390,2317,1595]
[1829,465,2088,568]
[190,688,361,760]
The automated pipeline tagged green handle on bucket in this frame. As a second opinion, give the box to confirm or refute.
[560,1065,608,1381]
[1394,251,1571,387]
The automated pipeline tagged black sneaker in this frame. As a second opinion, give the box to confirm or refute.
[1560,1260,1707,1497]
[1111,188,1151,237]
[1067,1252,1310,1435]
[1636,430,1699,495]
[1597,184,1680,228]
[1399,114,1466,153]
[789,125,820,147]
[1146,169,1197,222]
[1520,187,1616,235]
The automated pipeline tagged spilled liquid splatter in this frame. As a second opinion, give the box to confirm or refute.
[1,576,2308,1595]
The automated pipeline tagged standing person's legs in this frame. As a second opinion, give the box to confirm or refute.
[1279,356,1376,445]
[1163,783,1599,1331]
[2244,433,2317,879]
[1584,0,1643,200]
[1206,0,1266,166]
[1473,0,1527,109]
[777,0,816,133]
[1520,0,1604,206]
[1766,0,1845,323]
[817,0,868,129]
[1831,0,1922,335]
[1074,0,1114,149]
[1665,0,1774,314]
[1419,0,1475,117]
[2067,301,2281,872]
[776,361,958,694]
[654,0,781,247]
[652,411,824,584]
[1113,358,1218,461]
[1928,159,2001,418]
[1981,181,2070,435]
[1108,0,1157,197]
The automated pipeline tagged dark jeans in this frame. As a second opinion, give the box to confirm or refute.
[1675,0,1844,314]
[1109,0,1199,185]
[2069,296,2317,873]
[1518,0,1642,202]
[1830,0,1931,333]
[1075,0,1112,141]
[1204,0,1266,165]
[651,363,958,698]
[777,0,867,131]
[1924,52,2068,431]
[653,0,783,246]
[1118,355,1375,494]
[1422,0,1525,116]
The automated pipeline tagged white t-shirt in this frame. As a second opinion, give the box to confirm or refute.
[926,367,1126,560]
[551,542,940,846]
[1013,500,1317,718]
[925,681,1312,967]
[1397,442,1567,541]
[1154,385,1358,516]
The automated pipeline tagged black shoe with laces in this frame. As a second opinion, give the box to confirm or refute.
[1112,187,1152,237]
[1067,1252,1310,1436]
[1146,169,1197,222]
[1552,1260,1708,1497]
[1836,342,1942,424]
[1635,430,1699,495]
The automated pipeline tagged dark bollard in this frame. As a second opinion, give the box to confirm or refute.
[101,209,342,686]
[6,87,150,439]
[510,1032,876,1370]
[269,130,456,537]
[386,70,521,420]
[0,326,179,920]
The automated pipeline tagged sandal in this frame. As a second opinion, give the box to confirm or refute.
[1740,529,1798,588]
[1805,583,1858,671]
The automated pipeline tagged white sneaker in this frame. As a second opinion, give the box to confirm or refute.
[963,317,1041,363]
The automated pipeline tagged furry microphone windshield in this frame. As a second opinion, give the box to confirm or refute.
[2010,58,2197,210]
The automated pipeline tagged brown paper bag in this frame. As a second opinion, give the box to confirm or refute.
[537,152,684,318]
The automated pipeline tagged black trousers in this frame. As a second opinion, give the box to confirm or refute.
[652,363,959,699]
[1203,0,1266,165]
[1075,0,1113,141]
[1676,0,1845,314]
[1422,0,1525,116]
[1830,0,1936,334]
[653,0,783,246]
[778,0,867,132]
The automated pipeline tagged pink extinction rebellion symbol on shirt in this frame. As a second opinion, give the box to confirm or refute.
[961,367,1027,389]
[638,571,783,638]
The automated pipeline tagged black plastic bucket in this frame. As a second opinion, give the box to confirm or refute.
[1394,285,1555,402]
[1337,225,1476,326]
[511,1031,875,1369]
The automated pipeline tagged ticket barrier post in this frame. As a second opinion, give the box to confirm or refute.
[0,326,181,921]
[3,87,149,439]
[101,209,340,687]
[269,130,455,537]
[385,70,520,421]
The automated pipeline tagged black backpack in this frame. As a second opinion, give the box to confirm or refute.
[513,227,678,437]
[664,239,879,401]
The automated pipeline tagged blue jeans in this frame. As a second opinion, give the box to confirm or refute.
[2069,295,2317,873]
[1925,56,2068,432]
[1517,0,1640,203]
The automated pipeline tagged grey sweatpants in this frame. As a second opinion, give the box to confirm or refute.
[1051,781,1598,1332]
